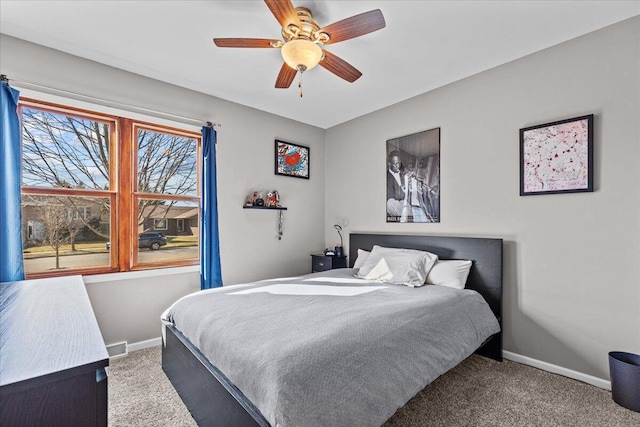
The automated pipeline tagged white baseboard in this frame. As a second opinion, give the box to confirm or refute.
[503,350,611,390]
[127,337,162,352]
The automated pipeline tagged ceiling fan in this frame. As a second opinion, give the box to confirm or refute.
[213,0,386,92]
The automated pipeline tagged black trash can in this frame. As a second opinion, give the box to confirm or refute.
[609,351,640,412]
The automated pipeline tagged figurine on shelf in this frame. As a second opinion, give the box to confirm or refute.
[253,191,264,206]
[266,191,278,208]
[245,192,255,207]
[273,190,281,207]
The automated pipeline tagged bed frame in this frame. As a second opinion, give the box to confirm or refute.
[349,233,502,361]
[162,233,503,426]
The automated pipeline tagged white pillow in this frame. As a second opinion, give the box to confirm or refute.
[353,249,370,269]
[426,260,473,289]
[355,245,438,287]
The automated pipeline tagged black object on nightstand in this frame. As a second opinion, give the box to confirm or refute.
[311,254,347,273]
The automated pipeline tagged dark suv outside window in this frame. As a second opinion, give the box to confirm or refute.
[106,232,167,250]
[138,232,167,250]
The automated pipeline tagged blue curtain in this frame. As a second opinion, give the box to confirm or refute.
[200,126,222,289]
[0,81,25,283]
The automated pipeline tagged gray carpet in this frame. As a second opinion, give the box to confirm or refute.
[108,346,640,426]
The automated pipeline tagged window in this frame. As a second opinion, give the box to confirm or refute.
[154,219,169,230]
[68,206,90,220]
[20,98,201,277]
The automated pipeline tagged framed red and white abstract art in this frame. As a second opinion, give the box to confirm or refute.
[275,140,310,179]
[520,114,594,196]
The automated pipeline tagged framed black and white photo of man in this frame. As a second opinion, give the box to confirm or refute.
[386,128,440,223]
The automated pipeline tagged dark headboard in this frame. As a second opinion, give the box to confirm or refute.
[349,233,503,361]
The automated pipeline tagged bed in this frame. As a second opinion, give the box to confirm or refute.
[161,233,502,426]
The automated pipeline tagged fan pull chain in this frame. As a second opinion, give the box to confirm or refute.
[298,74,303,98]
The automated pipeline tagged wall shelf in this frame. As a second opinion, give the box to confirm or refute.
[243,206,287,210]
[243,205,287,239]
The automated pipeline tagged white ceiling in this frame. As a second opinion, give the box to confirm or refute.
[1,1,639,129]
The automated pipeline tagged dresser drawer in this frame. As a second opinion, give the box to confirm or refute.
[312,256,332,272]
[311,255,348,273]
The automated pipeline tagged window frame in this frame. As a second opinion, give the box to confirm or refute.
[130,122,200,269]
[19,97,201,278]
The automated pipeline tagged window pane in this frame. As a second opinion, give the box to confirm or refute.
[22,108,111,189]
[22,195,111,274]
[137,199,199,263]
[137,129,197,195]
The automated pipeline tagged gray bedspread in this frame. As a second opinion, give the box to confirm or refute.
[162,268,500,427]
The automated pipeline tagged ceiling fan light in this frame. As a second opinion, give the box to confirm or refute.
[281,39,322,71]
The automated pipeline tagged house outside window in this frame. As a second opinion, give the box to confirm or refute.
[27,220,45,240]
[19,98,201,277]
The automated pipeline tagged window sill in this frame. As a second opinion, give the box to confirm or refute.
[82,265,200,284]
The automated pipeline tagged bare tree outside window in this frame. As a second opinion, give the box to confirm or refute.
[22,108,112,239]
[39,203,71,270]
[68,215,85,252]
[22,108,111,189]
[20,101,201,277]
[137,129,197,195]
[22,109,198,231]
[21,194,111,273]
[135,129,197,232]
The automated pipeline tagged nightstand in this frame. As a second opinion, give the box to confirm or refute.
[311,254,347,273]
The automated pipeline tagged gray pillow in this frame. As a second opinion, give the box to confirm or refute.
[355,245,438,287]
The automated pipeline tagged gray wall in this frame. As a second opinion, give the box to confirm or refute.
[0,34,327,346]
[324,16,640,380]
[3,16,639,381]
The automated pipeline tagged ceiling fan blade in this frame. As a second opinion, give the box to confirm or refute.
[264,0,301,30]
[275,62,297,88]
[319,50,362,83]
[213,38,280,48]
[319,9,386,45]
